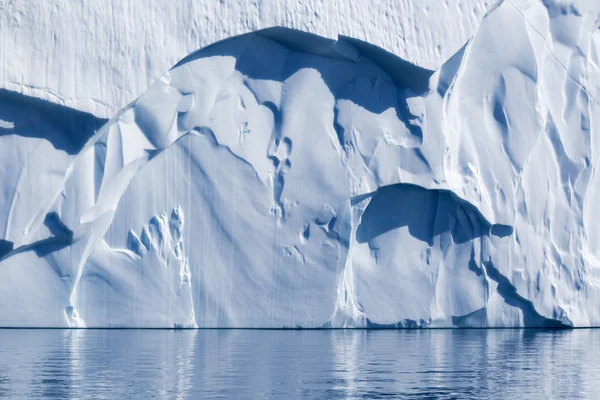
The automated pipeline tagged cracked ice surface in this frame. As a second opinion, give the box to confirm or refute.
[1,0,600,327]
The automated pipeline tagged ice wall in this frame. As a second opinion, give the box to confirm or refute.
[1,0,599,328]
[0,0,496,117]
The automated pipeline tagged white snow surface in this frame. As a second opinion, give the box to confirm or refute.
[0,0,496,118]
[1,0,600,328]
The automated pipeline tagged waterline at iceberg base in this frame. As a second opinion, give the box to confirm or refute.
[1,1,599,328]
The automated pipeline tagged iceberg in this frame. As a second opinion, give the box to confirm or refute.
[1,0,599,328]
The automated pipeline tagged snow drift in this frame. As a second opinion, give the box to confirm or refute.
[1,0,599,328]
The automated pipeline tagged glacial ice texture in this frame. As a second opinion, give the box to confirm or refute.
[1,0,600,328]
[0,0,496,117]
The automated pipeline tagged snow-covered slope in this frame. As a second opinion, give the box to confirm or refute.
[1,0,600,328]
[0,0,495,118]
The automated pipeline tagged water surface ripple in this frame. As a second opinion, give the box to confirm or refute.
[0,329,596,399]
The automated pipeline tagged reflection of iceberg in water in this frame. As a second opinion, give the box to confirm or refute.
[0,330,600,397]
[27,330,85,398]
[67,330,85,398]
[174,331,198,397]
[34,330,199,398]
[331,330,364,397]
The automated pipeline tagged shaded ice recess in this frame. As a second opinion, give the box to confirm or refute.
[0,89,105,253]
[1,0,599,327]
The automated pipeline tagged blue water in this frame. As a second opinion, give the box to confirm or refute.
[0,329,597,399]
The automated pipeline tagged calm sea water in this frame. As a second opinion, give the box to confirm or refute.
[0,328,597,399]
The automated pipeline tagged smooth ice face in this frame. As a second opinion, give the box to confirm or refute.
[0,0,496,117]
[1,0,600,328]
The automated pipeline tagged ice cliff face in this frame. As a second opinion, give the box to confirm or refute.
[1,0,600,328]
[0,0,496,117]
